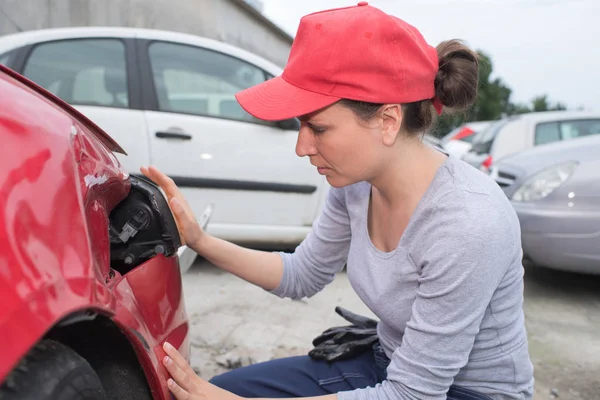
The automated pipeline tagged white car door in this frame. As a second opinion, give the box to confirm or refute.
[18,37,149,172]
[138,39,325,244]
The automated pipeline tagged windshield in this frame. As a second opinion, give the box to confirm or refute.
[470,120,511,154]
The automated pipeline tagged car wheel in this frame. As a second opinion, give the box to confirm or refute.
[0,339,107,400]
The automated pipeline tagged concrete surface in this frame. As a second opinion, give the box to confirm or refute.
[182,259,600,400]
[521,264,600,400]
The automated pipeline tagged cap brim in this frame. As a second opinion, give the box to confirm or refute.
[235,76,340,121]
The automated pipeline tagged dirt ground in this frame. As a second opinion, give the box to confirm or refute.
[182,260,600,400]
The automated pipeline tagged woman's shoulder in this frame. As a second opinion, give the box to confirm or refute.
[410,156,521,248]
[435,156,516,214]
[405,159,523,275]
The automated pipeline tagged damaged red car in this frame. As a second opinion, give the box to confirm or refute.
[0,64,194,400]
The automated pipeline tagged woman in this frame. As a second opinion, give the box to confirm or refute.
[143,3,535,400]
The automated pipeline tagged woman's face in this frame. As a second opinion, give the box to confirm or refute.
[295,102,401,188]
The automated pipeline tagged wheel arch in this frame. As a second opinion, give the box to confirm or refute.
[44,312,155,400]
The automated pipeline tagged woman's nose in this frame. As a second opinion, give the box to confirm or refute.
[295,125,317,157]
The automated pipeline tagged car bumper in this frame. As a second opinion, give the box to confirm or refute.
[512,202,600,274]
[444,141,472,159]
[177,245,198,275]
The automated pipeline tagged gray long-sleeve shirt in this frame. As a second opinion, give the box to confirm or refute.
[271,156,535,400]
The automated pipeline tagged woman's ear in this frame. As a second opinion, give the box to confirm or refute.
[380,104,403,146]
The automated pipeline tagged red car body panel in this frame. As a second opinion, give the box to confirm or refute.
[0,65,189,399]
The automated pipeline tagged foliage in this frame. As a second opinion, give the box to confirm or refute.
[431,51,568,137]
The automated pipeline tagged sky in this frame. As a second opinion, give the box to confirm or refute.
[261,0,599,111]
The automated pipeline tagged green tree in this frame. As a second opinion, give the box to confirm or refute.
[431,51,569,138]
[530,95,567,112]
[504,95,567,116]
[505,102,531,115]
[471,51,512,121]
[532,95,550,112]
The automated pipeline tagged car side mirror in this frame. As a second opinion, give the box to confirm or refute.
[276,118,300,131]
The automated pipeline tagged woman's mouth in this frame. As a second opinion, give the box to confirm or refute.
[317,167,330,174]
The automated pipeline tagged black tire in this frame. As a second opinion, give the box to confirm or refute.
[0,339,107,400]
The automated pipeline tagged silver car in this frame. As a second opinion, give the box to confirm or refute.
[463,111,600,173]
[491,134,600,274]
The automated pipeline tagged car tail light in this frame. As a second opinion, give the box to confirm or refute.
[109,176,182,273]
[480,155,493,173]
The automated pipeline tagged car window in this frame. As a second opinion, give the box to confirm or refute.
[470,119,510,154]
[0,50,14,66]
[148,41,269,123]
[559,119,600,140]
[534,122,560,145]
[22,39,129,108]
[534,119,600,146]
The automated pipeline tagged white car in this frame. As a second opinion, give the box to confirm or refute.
[0,27,330,266]
[462,111,600,173]
[441,120,493,159]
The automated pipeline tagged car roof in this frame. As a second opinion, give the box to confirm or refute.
[0,26,284,75]
[497,133,600,172]
[465,120,493,129]
[472,111,600,145]
[505,110,600,124]
[441,120,493,141]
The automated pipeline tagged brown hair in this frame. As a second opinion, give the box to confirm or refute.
[339,39,480,136]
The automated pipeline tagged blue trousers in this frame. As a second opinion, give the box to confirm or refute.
[209,343,493,399]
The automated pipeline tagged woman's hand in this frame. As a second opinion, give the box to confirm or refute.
[162,342,242,400]
[140,165,205,250]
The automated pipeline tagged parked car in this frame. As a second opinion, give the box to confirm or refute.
[0,27,329,251]
[462,111,600,173]
[441,120,493,159]
[422,133,447,153]
[0,64,193,399]
[491,133,600,275]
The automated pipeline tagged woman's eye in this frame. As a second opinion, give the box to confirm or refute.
[301,121,327,134]
[311,126,327,134]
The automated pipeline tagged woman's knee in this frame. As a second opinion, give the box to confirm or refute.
[209,368,248,395]
[209,356,314,397]
[209,353,381,397]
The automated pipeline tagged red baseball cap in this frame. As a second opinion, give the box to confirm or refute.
[235,2,441,121]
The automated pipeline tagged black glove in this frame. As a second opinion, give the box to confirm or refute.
[333,306,378,329]
[308,307,379,362]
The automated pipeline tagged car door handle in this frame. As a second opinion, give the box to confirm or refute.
[155,131,192,140]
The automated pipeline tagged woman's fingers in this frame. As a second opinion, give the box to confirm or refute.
[163,355,191,391]
[166,198,187,244]
[140,166,193,215]
[163,344,239,400]
[141,165,181,199]
[140,166,203,248]
[167,378,191,400]
[163,342,196,376]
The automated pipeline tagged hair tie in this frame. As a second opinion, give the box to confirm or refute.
[432,97,443,115]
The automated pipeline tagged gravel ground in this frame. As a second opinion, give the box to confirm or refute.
[182,260,600,400]
[521,264,600,400]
